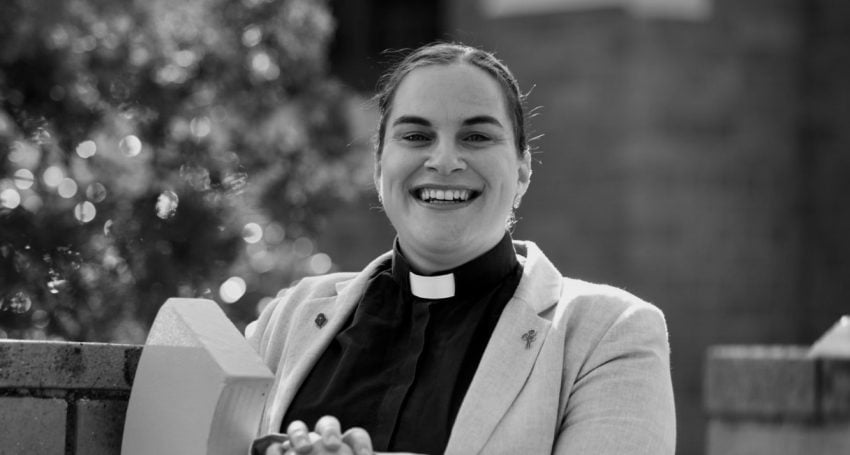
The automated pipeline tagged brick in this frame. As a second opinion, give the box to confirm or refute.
[0,340,141,390]
[0,396,66,454]
[704,345,818,418]
[821,359,850,417]
[707,419,850,455]
[75,399,128,455]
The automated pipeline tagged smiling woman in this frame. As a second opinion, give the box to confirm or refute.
[378,63,531,274]
[246,43,676,455]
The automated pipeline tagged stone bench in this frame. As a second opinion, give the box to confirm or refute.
[0,298,272,455]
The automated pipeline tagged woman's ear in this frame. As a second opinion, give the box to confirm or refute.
[515,149,532,204]
[373,162,383,202]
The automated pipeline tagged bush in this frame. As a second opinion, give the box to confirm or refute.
[0,0,372,342]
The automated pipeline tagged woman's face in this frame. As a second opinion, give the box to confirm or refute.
[376,63,531,273]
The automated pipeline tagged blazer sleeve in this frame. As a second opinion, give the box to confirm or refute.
[553,301,676,454]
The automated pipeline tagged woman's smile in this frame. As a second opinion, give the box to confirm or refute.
[410,185,482,207]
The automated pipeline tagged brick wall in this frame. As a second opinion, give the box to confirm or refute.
[798,0,850,342]
[0,340,140,455]
[704,346,850,454]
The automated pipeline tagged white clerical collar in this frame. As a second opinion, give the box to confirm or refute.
[409,271,455,299]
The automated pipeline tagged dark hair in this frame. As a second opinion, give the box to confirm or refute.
[374,42,528,158]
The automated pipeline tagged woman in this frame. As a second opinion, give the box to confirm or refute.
[247,43,675,455]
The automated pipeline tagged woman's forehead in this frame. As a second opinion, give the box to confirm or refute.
[389,63,510,126]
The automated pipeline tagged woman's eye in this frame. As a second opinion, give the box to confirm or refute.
[464,133,490,143]
[402,133,430,142]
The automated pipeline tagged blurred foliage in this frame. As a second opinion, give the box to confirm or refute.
[0,0,373,342]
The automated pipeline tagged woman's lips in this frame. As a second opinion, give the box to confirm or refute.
[409,187,482,204]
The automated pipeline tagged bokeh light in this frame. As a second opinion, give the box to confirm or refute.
[43,166,64,187]
[86,183,107,202]
[293,236,314,257]
[308,253,332,275]
[13,169,35,189]
[76,140,97,158]
[1,188,21,209]
[242,222,263,243]
[175,50,197,68]
[22,195,42,212]
[219,276,247,304]
[74,201,97,223]
[57,178,78,198]
[249,250,275,273]
[242,26,262,47]
[9,141,40,167]
[265,223,285,244]
[250,51,280,80]
[190,116,211,139]
[155,190,179,219]
[119,134,142,157]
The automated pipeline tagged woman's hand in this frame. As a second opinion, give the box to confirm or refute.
[285,416,373,455]
[253,415,374,455]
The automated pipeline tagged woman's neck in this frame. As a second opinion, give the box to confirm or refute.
[397,234,505,275]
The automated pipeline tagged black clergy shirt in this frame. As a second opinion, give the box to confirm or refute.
[282,233,523,454]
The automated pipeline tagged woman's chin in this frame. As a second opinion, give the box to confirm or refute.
[401,229,495,269]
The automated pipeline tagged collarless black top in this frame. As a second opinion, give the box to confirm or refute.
[282,233,523,455]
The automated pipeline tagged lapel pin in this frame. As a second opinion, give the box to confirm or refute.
[521,329,536,349]
[315,313,327,328]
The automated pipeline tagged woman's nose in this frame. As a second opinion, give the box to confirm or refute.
[425,141,466,175]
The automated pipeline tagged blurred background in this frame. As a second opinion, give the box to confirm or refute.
[1,0,848,453]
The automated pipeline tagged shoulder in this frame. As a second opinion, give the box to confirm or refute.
[280,272,359,302]
[560,277,665,326]
[263,271,360,324]
[245,272,357,356]
[556,277,668,350]
[514,239,666,336]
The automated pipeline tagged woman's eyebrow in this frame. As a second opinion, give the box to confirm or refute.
[392,115,431,127]
[462,115,503,128]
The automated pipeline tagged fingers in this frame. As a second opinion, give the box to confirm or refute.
[342,427,374,455]
[250,433,288,455]
[286,420,313,454]
[315,415,343,451]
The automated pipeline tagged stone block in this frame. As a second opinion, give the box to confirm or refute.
[75,399,128,455]
[0,396,66,454]
[707,419,850,455]
[122,298,273,455]
[704,345,818,418]
[0,340,141,390]
[821,359,850,417]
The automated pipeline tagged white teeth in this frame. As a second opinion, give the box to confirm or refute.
[417,188,473,202]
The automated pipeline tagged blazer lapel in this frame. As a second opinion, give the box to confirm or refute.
[263,279,362,433]
[445,241,563,455]
[445,296,552,455]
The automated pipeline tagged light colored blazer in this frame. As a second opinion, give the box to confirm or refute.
[246,241,676,454]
